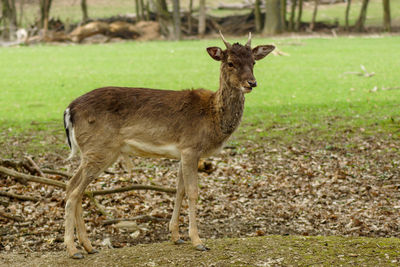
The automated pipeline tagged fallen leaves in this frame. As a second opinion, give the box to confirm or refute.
[0,130,399,254]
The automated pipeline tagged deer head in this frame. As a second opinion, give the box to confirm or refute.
[206,32,275,94]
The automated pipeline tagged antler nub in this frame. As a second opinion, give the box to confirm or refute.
[245,32,252,47]
[219,30,232,49]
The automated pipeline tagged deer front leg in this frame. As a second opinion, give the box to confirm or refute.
[181,151,210,251]
[169,162,185,244]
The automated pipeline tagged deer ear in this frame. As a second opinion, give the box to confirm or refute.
[207,47,223,61]
[252,45,275,60]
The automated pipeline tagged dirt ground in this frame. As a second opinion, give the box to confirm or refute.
[1,236,400,266]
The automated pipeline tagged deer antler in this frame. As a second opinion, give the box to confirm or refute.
[219,30,232,49]
[245,32,252,47]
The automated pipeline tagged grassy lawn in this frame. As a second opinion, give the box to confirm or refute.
[1,36,399,137]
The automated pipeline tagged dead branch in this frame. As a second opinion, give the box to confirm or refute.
[0,166,66,189]
[42,169,71,178]
[90,184,176,196]
[24,156,45,177]
[0,166,176,196]
[102,215,169,226]
[86,193,112,218]
[0,191,39,202]
[0,210,24,222]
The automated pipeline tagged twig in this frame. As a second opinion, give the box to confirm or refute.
[0,166,176,196]
[0,191,39,202]
[42,169,71,178]
[0,166,66,189]
[90,184,176,196]
[24,156,45,177]
[0,210,24,222]
[86,193,112,218]
[102,215,169,226]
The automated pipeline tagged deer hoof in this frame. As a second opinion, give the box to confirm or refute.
[71,252,84,259]
[195,244,210,251]
[88,249,99,254]
[174,239,185,245]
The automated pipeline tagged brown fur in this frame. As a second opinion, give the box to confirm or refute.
[63,35,275,258]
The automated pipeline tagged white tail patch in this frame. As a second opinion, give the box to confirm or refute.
[64,108,80,160]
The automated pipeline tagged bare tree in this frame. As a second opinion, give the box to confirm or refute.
[295,0,303,31]
[198,0,206,37]
[288,0,297,31]
[354,0,369,32]
[382,0,391,32]
[254,0,262,33]
[309,0,319,31]
[81,0,88,22]
[172,0,181,40]
[345,0,351,30]
[264,0,283,35]
[39,0,52,36]
[1,0,17,40]
[155,0,172,37]
[188,0,193,34]
[280,0,287,31]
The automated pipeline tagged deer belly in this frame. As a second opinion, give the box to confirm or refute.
[122,140,181,159]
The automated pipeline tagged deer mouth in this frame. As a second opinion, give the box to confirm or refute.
[241,86,253,94]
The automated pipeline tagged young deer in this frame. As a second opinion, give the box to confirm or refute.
[63,32,274,259]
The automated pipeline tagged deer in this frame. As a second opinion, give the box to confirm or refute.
[63,32,275,259]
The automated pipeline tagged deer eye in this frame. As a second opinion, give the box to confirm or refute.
[228,62,234,68]
[253,62,256,65]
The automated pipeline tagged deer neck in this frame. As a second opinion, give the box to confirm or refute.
[213,72,245,136]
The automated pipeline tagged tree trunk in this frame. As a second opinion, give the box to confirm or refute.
[40,0,52,33]
[295,0,303,31]
[254,0,262,33]
[135,0,142,21]
[382,0,391,32]
[280,0,286,31]
[140,0,145,20]
[18,0,25,27]
[198,0,206,37]
[263,0,282,35]
[171,0,181,40]
[1,0,18,40]
[354,0,369,32]
[288,0,297,31]
[81,0,88,22]
[155,0,171,37]
[309,0,319,31]
[345,0,351,30]
[188,0,193,34]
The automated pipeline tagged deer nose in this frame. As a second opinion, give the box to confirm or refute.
[248,80,257,88]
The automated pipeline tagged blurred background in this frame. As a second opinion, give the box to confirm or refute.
[0,0,399,44]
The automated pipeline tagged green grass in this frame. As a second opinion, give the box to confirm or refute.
[1,36,399,130]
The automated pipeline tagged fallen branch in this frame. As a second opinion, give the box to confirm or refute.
[0,191,39,202]
[102,215,169,226]
[24,156,45,177]
[0,166,176,196]
[42,169,71,178]
[90,184,176,196]
[86,193,112,218]
[0,210,24,222]
[0,166,66,189]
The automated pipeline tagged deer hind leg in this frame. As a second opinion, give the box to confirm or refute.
[75,195,98,254]
[65,167,84,259]
[169,162,185,244]
[66,153,118,259]
[181,151,209,251]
